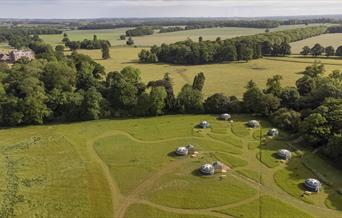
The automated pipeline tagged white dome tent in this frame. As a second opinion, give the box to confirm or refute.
[175,147,188,156]
[219,113,231,121]
[304,178,321,192]
[199,121,210,128]
[267,128,279,137]
[200,163,215,175]
[175,144,196,156]
[276,149,292,160]
[247,120,260,128]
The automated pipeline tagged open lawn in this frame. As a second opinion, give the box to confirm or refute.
[290,33,342,54]
[0,115,341,217]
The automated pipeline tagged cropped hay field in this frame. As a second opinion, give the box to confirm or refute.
[290,33,342,54]
[1,115,340,217]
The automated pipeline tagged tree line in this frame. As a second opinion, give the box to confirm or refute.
[0,26,62,49]
[62,34,111,51]
[327,25,342,33]
[139,26,327,64]
[125,27,154,37]
[159,26,185,33]
[300,43,342,57]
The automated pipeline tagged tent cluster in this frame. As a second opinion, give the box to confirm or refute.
[247,120,260,128]
[199,161,230,175]
[304,178,321,192]
[175,144,195,156]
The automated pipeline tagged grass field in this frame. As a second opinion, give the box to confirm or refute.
[290,33,342,54]
[76,46,342,98]
[216,195,313,218]
[39,24,327,48]
[0,114,341,217]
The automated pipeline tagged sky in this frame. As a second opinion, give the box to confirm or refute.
[0,0,342,19]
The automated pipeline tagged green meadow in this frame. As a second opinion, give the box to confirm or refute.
[0,115,341,217]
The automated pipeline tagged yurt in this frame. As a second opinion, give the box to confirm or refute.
[267,128,279,137]
[276,149,292,160]
[219,113,231,121]
[175,147,188,156]
[200,163,215,175]
[212,161,230,173]
[304,178,321,192]
[199,121,210,128]
[247,120,259,128]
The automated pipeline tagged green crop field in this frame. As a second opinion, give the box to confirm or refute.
[290,33,342,54]
[0,115,341,218]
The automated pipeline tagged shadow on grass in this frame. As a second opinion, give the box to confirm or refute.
[191,169,212,178]
[271,153,280,159]
[297,182,308,192]
[167,151,178,158]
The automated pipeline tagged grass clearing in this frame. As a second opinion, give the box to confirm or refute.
[325,192,342,211]
[212,151,248,168]
[0,130,112,217]
[257,139,294,168]
[207,132,244,148]
[236,169,261,183]
[144,160,257,209]
[0,115,340,217]
[274,158,328,205]
[216,195,313,218]
[124,204,214,218]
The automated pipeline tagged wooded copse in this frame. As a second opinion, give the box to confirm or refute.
[125,26,154,36]
[327,25,342,33]
[63,35,111,50]
[138,26,327,64]
[0,26,62,49]
[301,43,342,57]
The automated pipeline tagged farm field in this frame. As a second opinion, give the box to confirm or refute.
[290,33,342,54]
[40,24,322,47]
[77,47,342,97]
[0,115,341,218]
